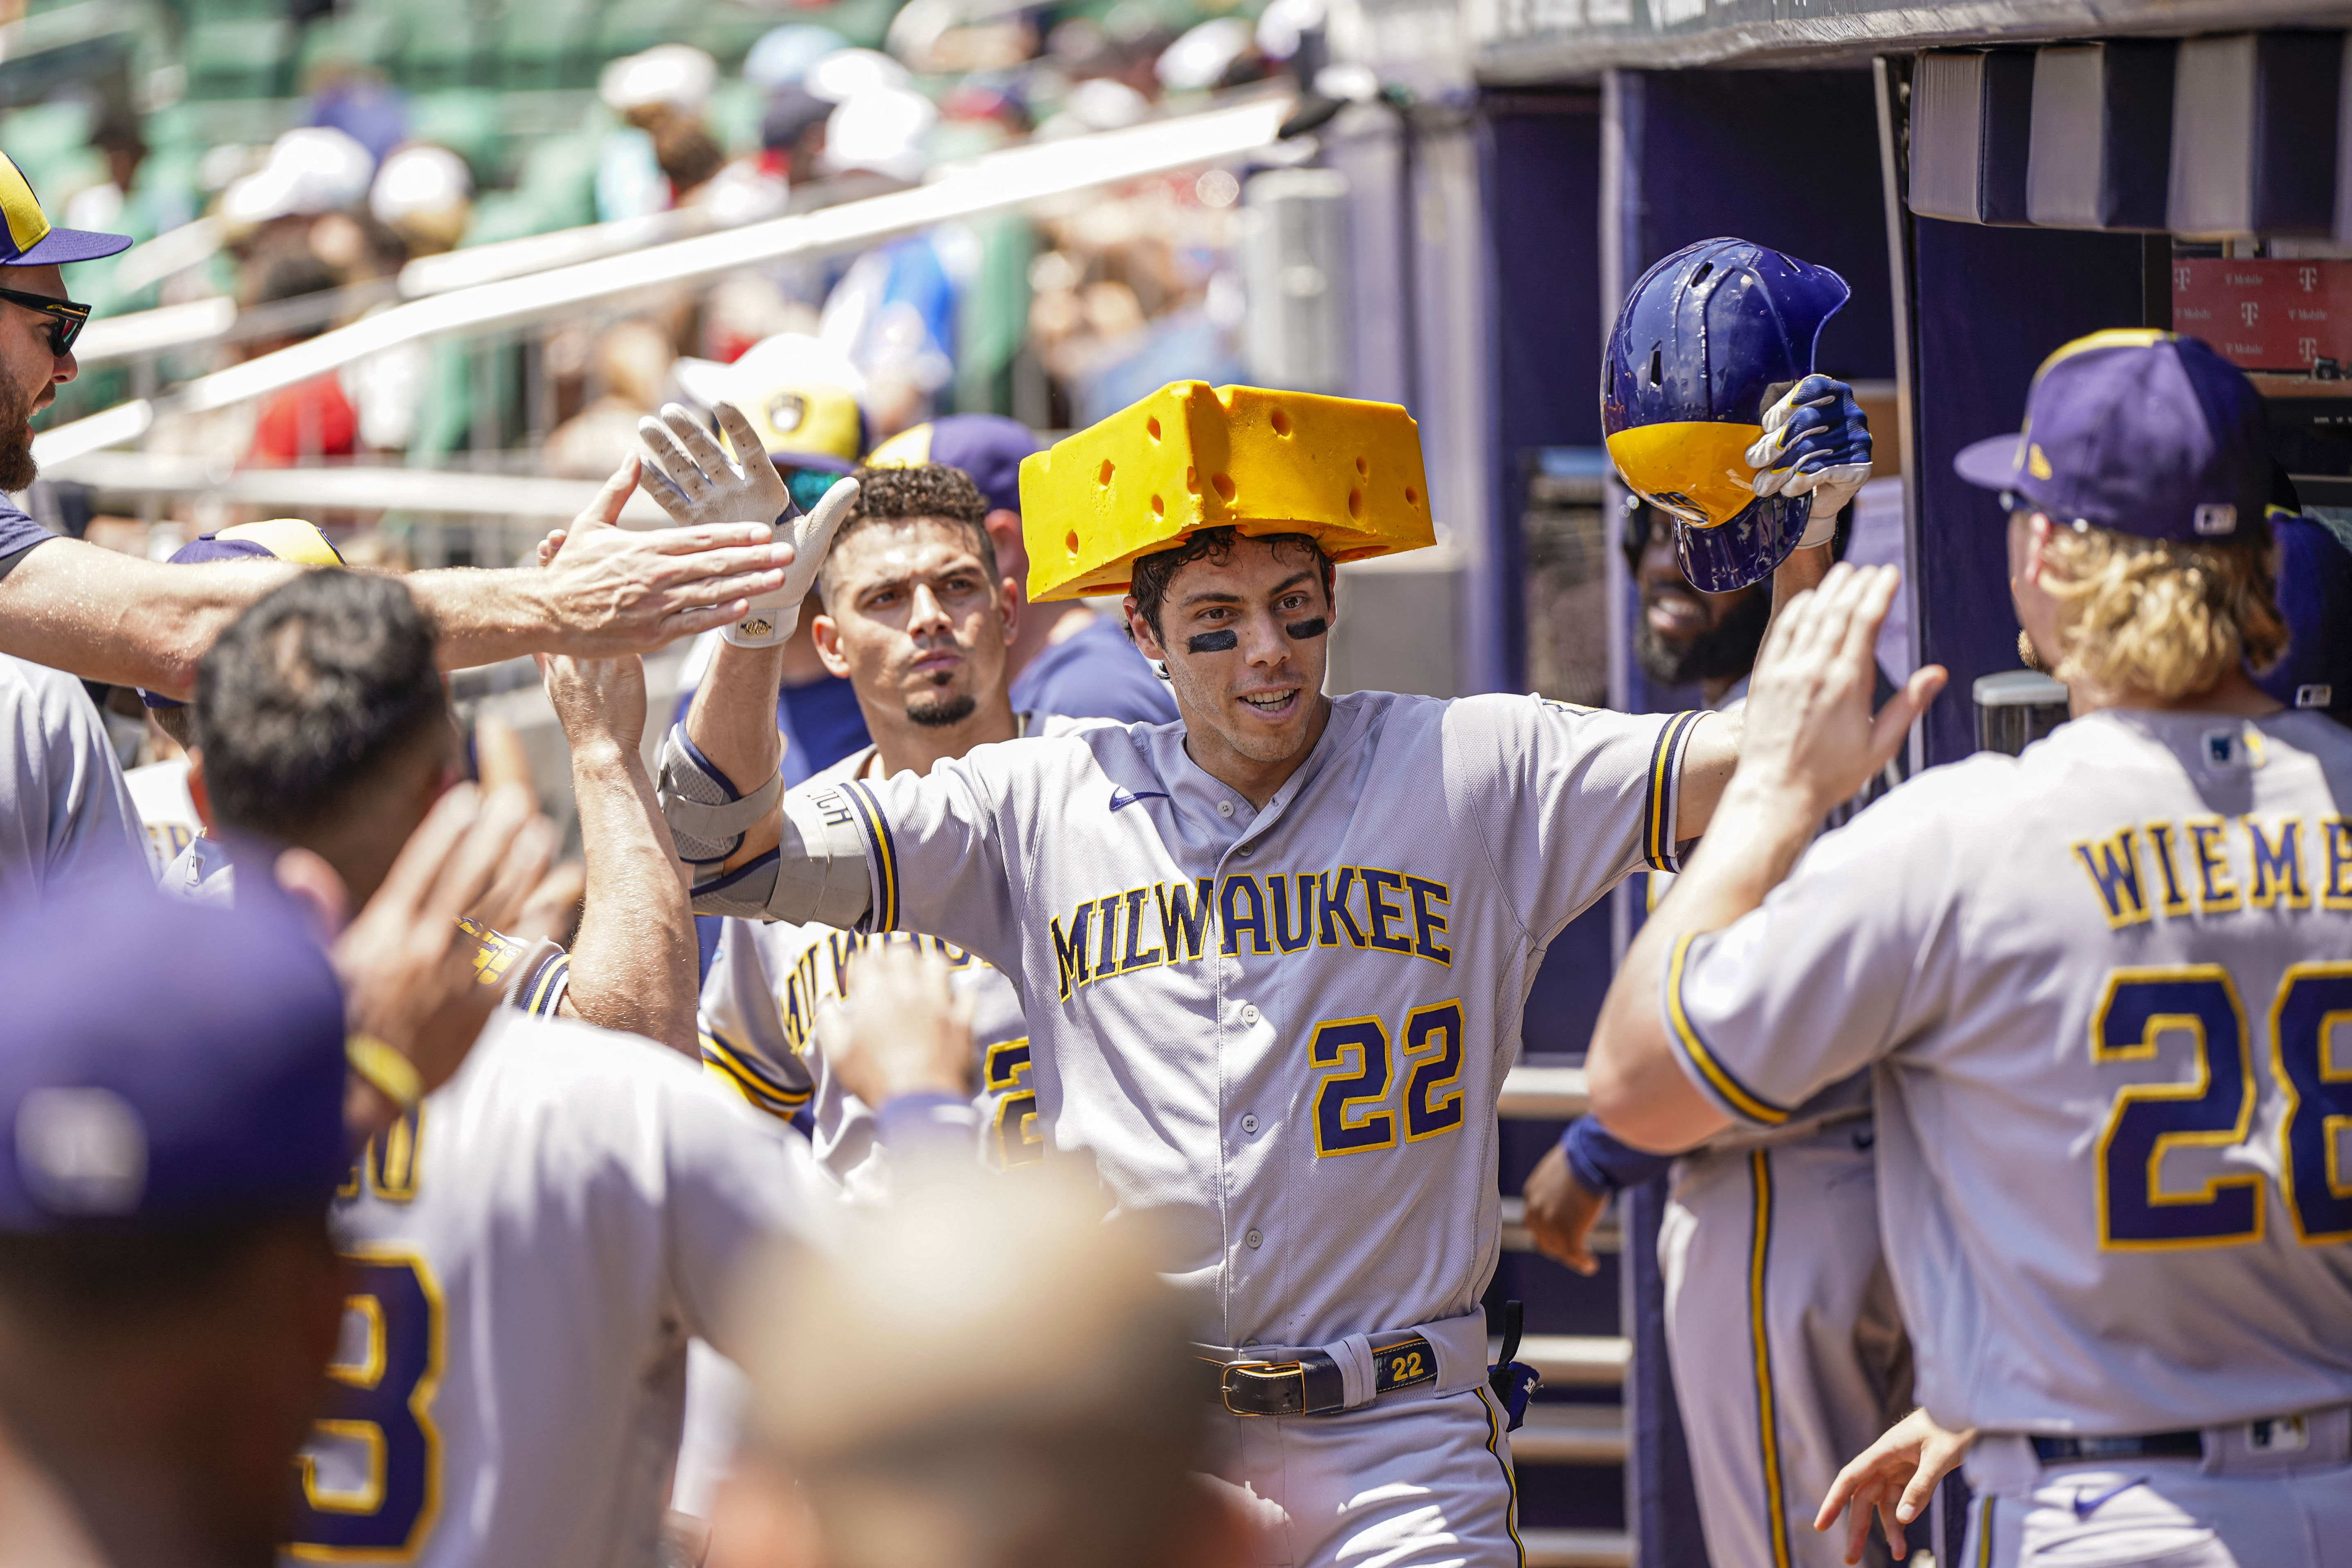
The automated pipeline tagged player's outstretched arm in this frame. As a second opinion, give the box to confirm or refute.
[0,458,794,697]
[1813,1407,1976,1565]
[540,647,700,1056]
[652,415,857,874]
[1588,564,1943,1151]
[405,456,800,668]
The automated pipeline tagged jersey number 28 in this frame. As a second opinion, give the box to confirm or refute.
[2093,962,2352,1249]
[283,1250,444,1562]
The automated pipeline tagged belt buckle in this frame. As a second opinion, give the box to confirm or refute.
[1221,1358,1304,1418]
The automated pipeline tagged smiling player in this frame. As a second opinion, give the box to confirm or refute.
[655,378,1858,1566]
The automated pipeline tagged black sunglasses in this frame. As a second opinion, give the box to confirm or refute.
[0,286,91,356]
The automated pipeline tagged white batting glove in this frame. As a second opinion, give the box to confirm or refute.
[1745,374,1873,548]
[638,401,857,646]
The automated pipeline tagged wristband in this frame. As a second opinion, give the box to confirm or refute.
[347,1033,423,1110]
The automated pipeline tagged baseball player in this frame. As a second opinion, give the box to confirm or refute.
[1531,241,1909,1568]
[866,414,1179,725]
[155,564,836,1567]
[1588,330,2352,1568]
[1529,539,1909,1566]
[655,358,1865,1565]
[665,447,1081,1178]
[0,884,360,1568]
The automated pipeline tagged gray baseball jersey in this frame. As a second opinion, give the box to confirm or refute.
[1666,707,2352,1434]
[779,689,1706,1348]
[280,1010,836,1568]
[0,653,150,891]
[698,717,1096,1181]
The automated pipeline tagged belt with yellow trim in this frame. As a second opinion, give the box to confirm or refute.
[1202,1334,1437,1418]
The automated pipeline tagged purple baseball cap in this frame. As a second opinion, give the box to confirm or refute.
[1954,330,2271,542]
[0,879,349,1232]
[867,414,1043,515]
[140,520,346,710]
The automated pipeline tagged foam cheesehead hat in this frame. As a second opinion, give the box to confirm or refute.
[1017,382,1434,603]
[866,413,1042,514]
[1601,238,1850,594]
[1953,330,2270,543]
[0,878,348,1233]
[140,520,346,710]
[0,150,133,266]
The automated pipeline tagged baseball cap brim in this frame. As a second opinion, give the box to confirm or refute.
[1953,432,2022,494]
[10,226,133,266]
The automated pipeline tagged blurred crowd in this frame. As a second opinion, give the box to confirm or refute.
[11,0,1334,489]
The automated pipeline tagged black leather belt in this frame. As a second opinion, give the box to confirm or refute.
[2032,1432,2202,1463]
[1204,1334,1438,1417]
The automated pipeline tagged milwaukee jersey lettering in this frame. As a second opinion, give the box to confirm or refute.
[1667,708,2352,1434]
[800,689,1707,1348]
[700,726,1089,1180]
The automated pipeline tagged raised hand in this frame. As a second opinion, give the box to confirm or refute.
[815,944,977,1109]
[536,456,799,654]
[638,401,793,534]
[1813,1407,1976,1564]
[638,402,860,648]
[1738,564,1944,821]
[1745,374,1873,545]
[1521,1143,1608,1276]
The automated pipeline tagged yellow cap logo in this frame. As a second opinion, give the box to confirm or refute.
[2028,444,2052,481]
[0,154,53,260]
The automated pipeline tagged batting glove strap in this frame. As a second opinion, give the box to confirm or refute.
[722,474,861,648]
[658,725,785,865]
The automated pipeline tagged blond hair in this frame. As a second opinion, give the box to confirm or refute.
[2039,517,2285,701]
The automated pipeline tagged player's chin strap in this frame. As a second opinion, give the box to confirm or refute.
[656,725,873,926]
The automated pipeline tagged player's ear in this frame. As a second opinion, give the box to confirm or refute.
[1124,596,1167,663]
[272,846,351,944]
[186,749,215,833]
[997,571,1021,647]
[811,612,851,679]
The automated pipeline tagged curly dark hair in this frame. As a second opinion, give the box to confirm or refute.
[818,462,1000,606]
[1126,527,1332,639]
[192,569,448,840]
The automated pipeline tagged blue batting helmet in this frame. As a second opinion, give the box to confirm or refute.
[1602,238,1850,592]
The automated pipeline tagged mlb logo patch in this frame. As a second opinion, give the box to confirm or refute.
[2296,683,2333,709]
[2203,730,2239,767]
[2192,503,2236,536]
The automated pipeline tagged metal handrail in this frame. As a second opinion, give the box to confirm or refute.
[35,93,1292,467]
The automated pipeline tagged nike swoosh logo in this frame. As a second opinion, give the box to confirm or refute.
[2071,1478,2146,1518]
[1109,789,1171,812]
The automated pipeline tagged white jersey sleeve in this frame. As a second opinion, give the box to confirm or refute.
[1661,778,1956,1124]
[827,739,1040,963]
[1446,694,1712,943]
[0,654,150,890]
